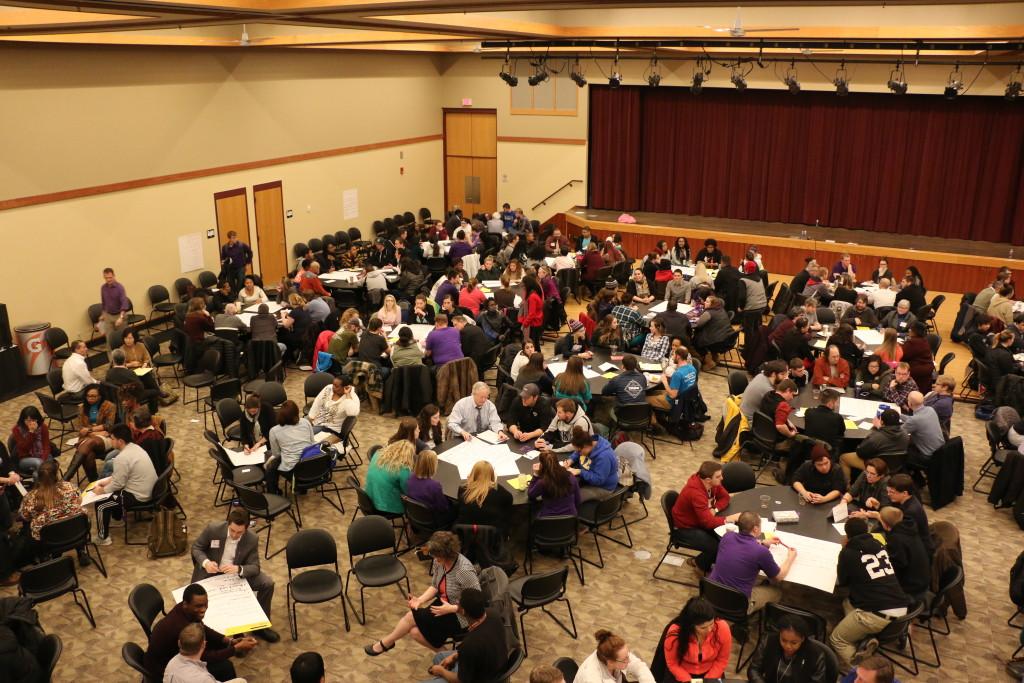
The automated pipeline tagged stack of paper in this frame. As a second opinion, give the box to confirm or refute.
[245,302,283,314]
[224,445,267,467]
[853,329,885,346]
[838,396,886,421]
[438,441,521,479]
[547,361,601,379]
[638,361,664,372]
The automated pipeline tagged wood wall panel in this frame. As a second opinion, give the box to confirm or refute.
[444,114,473,157]
[562,213,1010,295]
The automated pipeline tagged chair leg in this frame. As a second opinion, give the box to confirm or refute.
[288,587,298,641]
[262,518,284,559]
[539,597,578,641]
[72,588,97,628]
[86,541,108,578]
[652,546,699,587]
[339,593,351,633]
[1009,608,1024,627]
[877,631,920,676]
[580,529,604,569]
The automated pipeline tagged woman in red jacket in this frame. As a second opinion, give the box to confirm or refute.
[900,321,934,393]
[661,597,732,682]
[519,275,545,351]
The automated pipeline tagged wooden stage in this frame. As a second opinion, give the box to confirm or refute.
[553,206,1020,294]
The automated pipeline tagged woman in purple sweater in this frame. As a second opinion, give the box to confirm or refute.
[405,451,455,523]
[528,451,582,517]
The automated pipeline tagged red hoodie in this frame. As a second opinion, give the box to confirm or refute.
[672,473,731,530]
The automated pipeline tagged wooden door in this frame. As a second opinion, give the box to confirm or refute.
[253,181,288,287]
[214,188,251,273]
[443,110,497,217]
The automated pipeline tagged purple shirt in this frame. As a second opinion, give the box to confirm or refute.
[448,241,473,265]
[436,280,460,307]
[527,475,581,517]
[220,240,253,269]
[406,476,450,513]
[100,281,130,315]
[707,531,780,598]
[425,327,464,366]
[541,276,561,303]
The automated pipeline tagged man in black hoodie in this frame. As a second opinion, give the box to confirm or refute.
[878,506,930,605]
[830,517,911,670]
[714,254,743,313]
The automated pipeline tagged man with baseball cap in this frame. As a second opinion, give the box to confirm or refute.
[507,384,554,442]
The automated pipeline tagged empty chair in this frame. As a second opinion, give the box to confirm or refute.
[230,483,298,559]
[146,332,183,387]
[525,515,584,585]
[121,641,156,682]
[124,298,146,328]
[721,461,756,493]
[577,486,633,569]
[86,304,104,342]
[128,583,166,639]
[182,348,221,410]
[286,528,349,638]
[43,327,73,368]
[215,397,244,445]
[611,402,656,459]
[256,380,288,408]
[19,556,95,628]
[288,454,345,526]
[147,285,175,324]
[507,566,577,656]
[344,515,410,626]
[197,270,218,289]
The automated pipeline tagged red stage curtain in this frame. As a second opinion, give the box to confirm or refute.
[588,85,1024,243]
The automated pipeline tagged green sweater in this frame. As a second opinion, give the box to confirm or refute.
[364,456,411,514]
[328,331,358,363]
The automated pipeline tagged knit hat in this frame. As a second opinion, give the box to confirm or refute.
[605,278,618,289]
[744,261,758,274]
[520,383,540,399]
[568,320,584,334]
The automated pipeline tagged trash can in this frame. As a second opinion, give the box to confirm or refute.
[15,322,52,376]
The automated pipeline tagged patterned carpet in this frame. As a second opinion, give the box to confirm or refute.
[1,331,1017,683]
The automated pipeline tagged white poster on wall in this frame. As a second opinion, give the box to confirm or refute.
[343,188,359,220]
[178,232,204,273]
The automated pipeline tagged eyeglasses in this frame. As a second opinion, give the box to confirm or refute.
[613,650,631,664]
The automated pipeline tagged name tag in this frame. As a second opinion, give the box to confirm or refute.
[211,540,221,549]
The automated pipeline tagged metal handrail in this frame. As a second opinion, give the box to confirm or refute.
[532,179,583,212]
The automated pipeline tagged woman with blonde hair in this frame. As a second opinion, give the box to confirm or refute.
[375,293,401,327]
[689,261,713,288]
[455,461,513,534]
[876,327,903,367]
[405,450,454,519]
[364,440,414,515]
[502,258,524,286]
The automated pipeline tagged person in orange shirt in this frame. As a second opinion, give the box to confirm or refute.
[657,597,731,682]
[812,345,851,388]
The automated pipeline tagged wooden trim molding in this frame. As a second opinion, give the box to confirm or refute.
[497,136,586,145]
[212,187,247,200]
[252,180,283,193]
[0,133,442,212]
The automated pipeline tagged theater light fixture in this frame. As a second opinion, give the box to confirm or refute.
[887,63,908,95]
[609,52,622,88]
[944,64,963,99]
[646,54,662,87]
[691,57,709,94]
[528,60,549,87]
[833,62,849,96]
[498,54,518,87]
[1005,65,1022,101]
[730,65,747,91]
[782,61,800,94]
[570,59,587,88]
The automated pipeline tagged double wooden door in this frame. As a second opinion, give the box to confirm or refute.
[213,182,288,287]
[444,110,496,217]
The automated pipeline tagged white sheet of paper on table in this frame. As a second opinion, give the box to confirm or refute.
[598,362,618,373]
[523,450,541,460]
[172,573,271,636]
[832,501,849,523]
[832,523,848,536]
[224,445,267,467]
[853,329,885,346]
[857,420,875,430]
[647,300,693,315]
[480,280,502,289]
[80,488,112,507]
[438,441,521,479]
[838,396,886,421]
[714,518,777,537]
[548,360,599,378]
[768,530,842,593]
[245,302,283,314]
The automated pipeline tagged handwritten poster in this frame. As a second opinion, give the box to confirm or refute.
[342,188,359,220]
[178,232,204,273]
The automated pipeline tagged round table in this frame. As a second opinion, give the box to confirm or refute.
[562,346,662,395]
[788,385,891,440]
[723,485,844,544]
[433,437,536,505]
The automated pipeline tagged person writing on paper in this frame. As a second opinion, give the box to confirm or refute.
[191,507,280,643]
[264,401,315,495]
[508,384,554,442]
[830,518,911,670]
[92,423,158,546]
[364,531,480,657]
[163,622,249,683]
[575,629,656,683]
[529,450,581,517]
[446,382,507,443]
[748,614,830,683]
[307,376,360,444]
[563,428,618,503]
[812,345,851,388]
[536,399,594,453]
[238,395,274,455]
[708,511,797,614]
[792,447,847,505]
[844,459,891,516]
[656,597,732,683]
[146,583,256,680]
[671,461,740,575]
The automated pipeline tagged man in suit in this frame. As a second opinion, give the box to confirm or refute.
[191,507,280,642]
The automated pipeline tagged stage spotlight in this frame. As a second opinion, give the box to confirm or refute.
[648,72,662,87]
[887,63,907,94]
[730,67,747,91]
[498,55,518,87]
[833,62,849,96]
[691,71,705,94]
[528,68,549,87]
[783,62,800,94]
[944,64,963,99]
[1005,66,1022,101]
[609,71,622,88]
[646,55,662,87]
[570,60,587,88]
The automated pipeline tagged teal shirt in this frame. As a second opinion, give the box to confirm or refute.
[554,377,592,408]
[364,455,411,515]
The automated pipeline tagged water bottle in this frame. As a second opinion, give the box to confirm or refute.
[1011,247,1016,260]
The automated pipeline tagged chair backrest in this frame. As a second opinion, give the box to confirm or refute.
[128,583,166,639]
[926,333,941,356]
[721,461,756,492]
[198,270,218,288]
[197,348,221,375]
[215,398,243,432]
[147,285,170,307]
[483,647,525,683]
[286,528,338,570]
[292,453,333,487]
[727,370,749,396]
[209,377,241,403]
[39,513,91,553]
[531,515,579,547]
[46,369,64,396]
[347,514,398,557]
[806,638,839,682]
[661,490,679,533]
[762,602,828,642]
[751,410,779,445]
[519,566,568,603]
[19,556,77,598]
[588,486,629,526]
[829,300,852,320]
[35,392,64,421]
[553,657,579,683]
[257,381,288,407]
[43,327,69,351]
[875,601,924,641]
[87,303,104,325]
[234,484,273,516]
[402,495,442,532]
[348,227,362,241]
[37,633,62,680]
[699,576,750,622]
[121,642,153,681]
[815,307,836,324]
[937,352,955,376]
[304,372,335,400]
[173,278,193,300]
[322,233,336,247]
[308,237,323,254]
[614,402,652,427]
[141,335,161,359]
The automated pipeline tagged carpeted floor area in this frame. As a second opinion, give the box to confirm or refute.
[0,309,1015,683]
